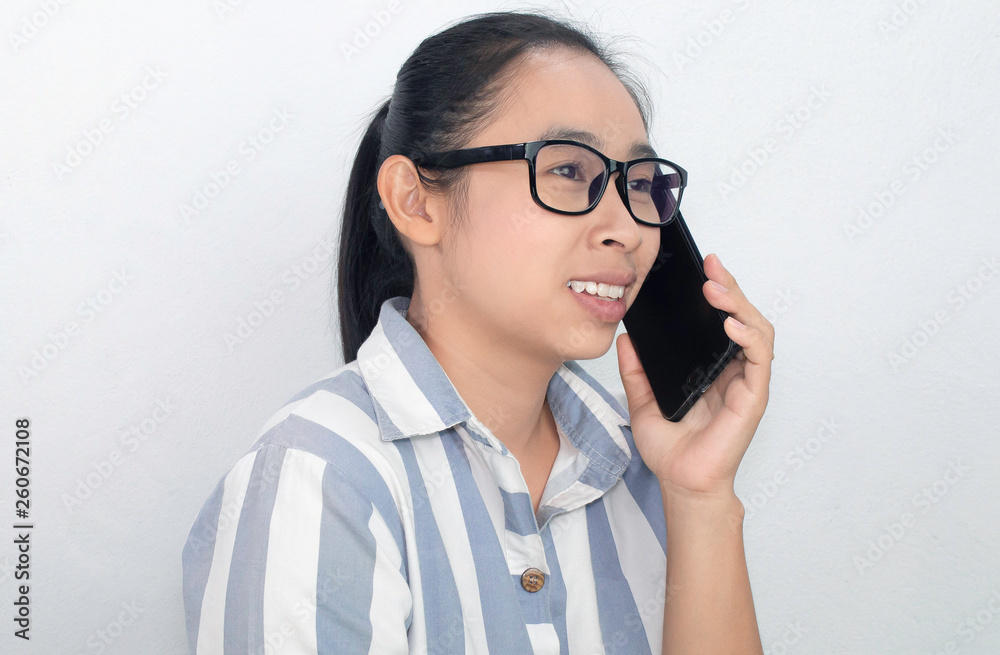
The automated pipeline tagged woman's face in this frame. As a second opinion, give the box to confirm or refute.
[431,47,662,364]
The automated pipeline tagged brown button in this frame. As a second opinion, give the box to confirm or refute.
[520,567,545,592]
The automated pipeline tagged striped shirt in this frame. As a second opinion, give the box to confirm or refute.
[182,295,668,654]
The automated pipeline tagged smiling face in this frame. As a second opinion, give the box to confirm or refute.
[402,46,662,367]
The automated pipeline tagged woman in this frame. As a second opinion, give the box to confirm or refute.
[183,9,773,654]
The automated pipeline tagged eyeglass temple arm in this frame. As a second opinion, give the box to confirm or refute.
[411,144,527,168]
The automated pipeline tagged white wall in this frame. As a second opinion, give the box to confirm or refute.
[2,1,998,653]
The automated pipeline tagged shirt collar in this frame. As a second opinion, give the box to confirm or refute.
[357,296,633,479]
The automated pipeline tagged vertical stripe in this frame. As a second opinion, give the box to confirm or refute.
[224,445,286,654]
[604,480,667,652]
[551,508,604,654]
[619,425,667,556]
[276,410,407,565]
[440,431,535,653]
[499,487,539,536]
[586,498,652,655]
[366,507,412,654]
[540,525,569,655]
[315,461,378,653]
[182,476,225,654]
[261,449,326,653]
[194,450,259,654]
[525,623,562,655]
[410,433,486,653]
[393,439,465,653]
[453,425,506,541]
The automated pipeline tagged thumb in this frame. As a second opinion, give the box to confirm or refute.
[616,332,658,420]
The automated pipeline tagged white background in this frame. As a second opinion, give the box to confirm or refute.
[2,1,999,653]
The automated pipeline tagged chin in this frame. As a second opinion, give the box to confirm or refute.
[552,323,616,362]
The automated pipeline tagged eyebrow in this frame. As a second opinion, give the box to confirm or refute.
[536,126,659,159]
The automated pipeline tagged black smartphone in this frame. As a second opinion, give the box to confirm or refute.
[622,209,741,421]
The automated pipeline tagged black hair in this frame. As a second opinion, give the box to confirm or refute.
[335,8,654,363]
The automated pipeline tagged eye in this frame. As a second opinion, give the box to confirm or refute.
[548,161,588,181]
[628,177,653,193]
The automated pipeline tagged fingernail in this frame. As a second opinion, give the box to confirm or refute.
[728,317,746,330]
[711,280,728,293]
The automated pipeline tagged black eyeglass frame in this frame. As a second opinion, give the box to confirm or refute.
[408,139,688,227]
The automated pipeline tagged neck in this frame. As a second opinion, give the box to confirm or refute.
[405,291,560,456]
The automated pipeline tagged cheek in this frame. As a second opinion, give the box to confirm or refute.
[474,211,566,304]
[479,194,558,260]
[449,203,534,288]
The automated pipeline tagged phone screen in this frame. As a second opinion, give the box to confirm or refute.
[622,210,740,421]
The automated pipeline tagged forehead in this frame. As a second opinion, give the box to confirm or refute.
[477,48,653,160]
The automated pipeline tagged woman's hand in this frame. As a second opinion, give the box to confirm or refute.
[616,253,774,499]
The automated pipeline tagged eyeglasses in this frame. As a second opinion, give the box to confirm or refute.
[409,139,687,227]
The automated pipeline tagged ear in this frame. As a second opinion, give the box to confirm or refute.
[376,155,446,247]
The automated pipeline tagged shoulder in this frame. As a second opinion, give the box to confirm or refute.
[226,360,412,524]
[182,361,412,570]
[253,360,380,451]
[181,361,416,653]
[255,360,390,459]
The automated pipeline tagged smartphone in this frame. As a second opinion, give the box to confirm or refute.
[622,209,741,422]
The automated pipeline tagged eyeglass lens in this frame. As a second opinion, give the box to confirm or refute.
[535,143,681,223]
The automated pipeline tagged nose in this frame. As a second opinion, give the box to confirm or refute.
[593,169,645,248]
[591,163,638,222]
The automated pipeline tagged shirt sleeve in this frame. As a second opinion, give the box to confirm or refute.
[182,443,412,654]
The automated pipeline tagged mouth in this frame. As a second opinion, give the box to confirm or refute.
[565,268,637,299]
[564,270,637,323]
[565,279,627,301]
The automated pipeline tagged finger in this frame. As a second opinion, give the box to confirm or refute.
[723,316,771,409]
[702,253,774,346]
[702,254,768,330]
[615,332,659,420]
[701,350,745,414]
[703,253,748,302]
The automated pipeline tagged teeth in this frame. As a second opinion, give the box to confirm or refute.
[567,279,625,300]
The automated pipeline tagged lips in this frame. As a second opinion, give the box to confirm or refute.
[566,284,628,322]
[566,269,638,289]
[564,268,636,323]
[566,270,636,323]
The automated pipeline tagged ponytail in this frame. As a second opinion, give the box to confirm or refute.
[337,99,415,364]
